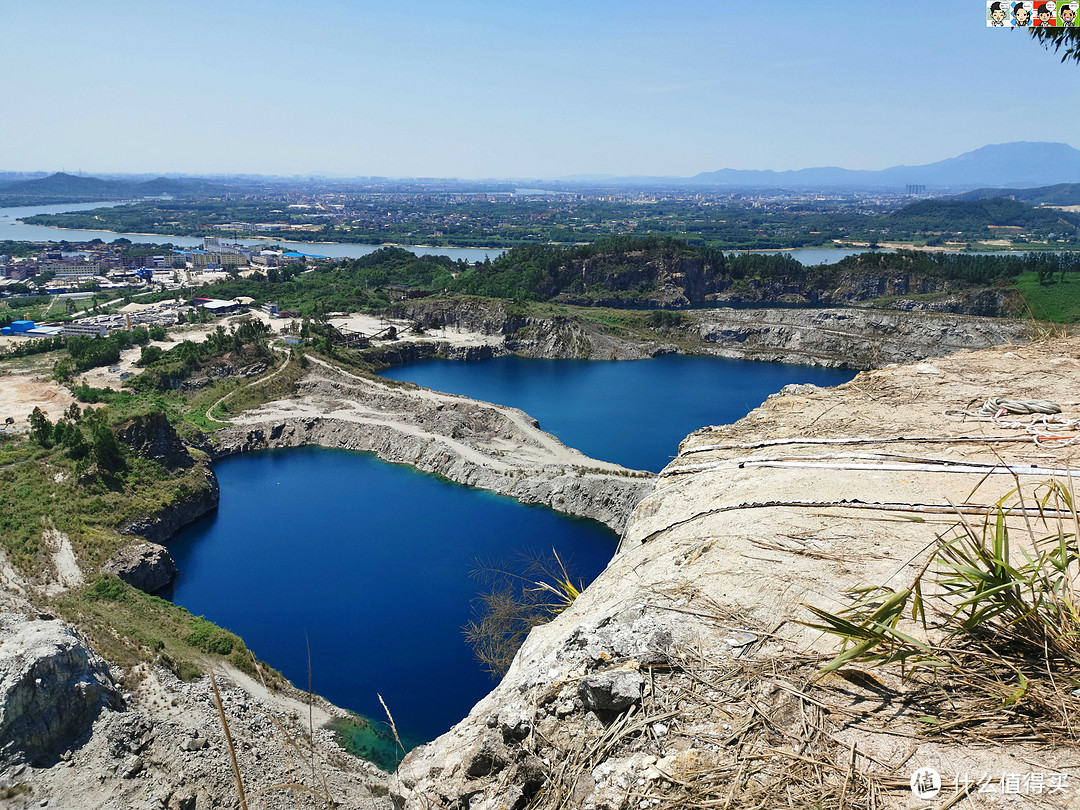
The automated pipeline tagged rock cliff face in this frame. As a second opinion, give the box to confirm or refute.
[707,270,1022,316]
[0,613,121,766]
[116,411,195,469]
[118,466,220,545]
[115,411,221,545]
[691,306,1032,368]
[212,360,653,533]
[100,542,177,593]
[391,298,1032,369]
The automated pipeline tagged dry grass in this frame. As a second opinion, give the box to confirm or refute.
[520,643,906,810]
[803,478,1080,747]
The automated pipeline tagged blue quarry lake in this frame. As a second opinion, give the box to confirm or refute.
[167,355,855,765]
[167,446,618,764]
[382,354,856,472]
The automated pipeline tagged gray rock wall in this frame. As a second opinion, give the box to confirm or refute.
[213,417,650,534]
[118,467,220,545]
[0,614,120,766]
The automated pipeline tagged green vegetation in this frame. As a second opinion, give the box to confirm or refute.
[1014,271,1080,322]
[464,551,584,679]
[0,318,300,696]
[0,410,209,575]
[19,190,1080,251]
[954,183,1080,206]
[877,197,1080,241]
[53,575,284,686]
[127,319,273,392]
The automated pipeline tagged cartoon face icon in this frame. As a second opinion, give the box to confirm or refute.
[1037,6,1054,22]
[990,1,1009,22]
[1061,2,1077,22]
[1014,2,1032,23]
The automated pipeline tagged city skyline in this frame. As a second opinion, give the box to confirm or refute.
[3,1,1078,179]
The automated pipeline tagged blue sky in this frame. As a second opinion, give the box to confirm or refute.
[2,0,1077,178]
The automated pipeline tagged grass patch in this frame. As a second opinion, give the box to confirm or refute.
[0,433,215,576]
[1014,271,1080,323]
[210,349,305,420]
[52,575,286,687]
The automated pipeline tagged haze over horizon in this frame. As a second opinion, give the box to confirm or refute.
[3,1,1078,179]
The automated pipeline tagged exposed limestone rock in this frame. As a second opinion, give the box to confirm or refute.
[0,614,120,766]
[119,466,220,544]
[0,663,393,809]
[100,542,177,593]
[578,669,643,716]
[463,730,511,778]
[213,360,653,533]
[692,307,1031,369]
[392,297,1031,369]
[115,411,194,469]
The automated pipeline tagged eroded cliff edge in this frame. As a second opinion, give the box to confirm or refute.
[392,299,1032,369]
[211,357,655,534]
[391,339,1080,810]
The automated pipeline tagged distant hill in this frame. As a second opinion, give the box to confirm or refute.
[879,197,1080,235]
[687,142,1080,190]
[0,172,233,203]
[952,183,1080,206]
[0,172,131,198]
[133,176,232,196]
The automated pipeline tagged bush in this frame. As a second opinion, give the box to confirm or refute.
[186,617,237,655]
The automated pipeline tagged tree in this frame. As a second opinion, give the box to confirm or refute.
[1031,27,1080,64]
[28,407,53,447]
[84,410,125,472]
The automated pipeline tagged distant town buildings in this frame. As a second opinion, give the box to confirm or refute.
[0,235,330,299]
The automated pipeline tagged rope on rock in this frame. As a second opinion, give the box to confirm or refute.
[982,397,1061,416]
[945,397,1061,420]
[944,398,1078,446]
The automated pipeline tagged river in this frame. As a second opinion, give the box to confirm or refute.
[2,201,888,266]
[0,202,501,263]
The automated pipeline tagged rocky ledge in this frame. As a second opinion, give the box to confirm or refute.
[390,338,1080,810]
[212,357,654,533]
[393,298,1032,369]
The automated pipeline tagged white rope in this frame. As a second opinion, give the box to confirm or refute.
[664,452,1077,478]
[943,398,1079,447]
[945,397,1063,421]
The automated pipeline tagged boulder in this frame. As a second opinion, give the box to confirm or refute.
[0,614,120,765]
[578,670,643,716]
[100,543,177,593]
[463,730,509,778]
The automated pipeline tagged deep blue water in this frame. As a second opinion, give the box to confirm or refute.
[167,354,855,766]
[382,354,856,472]
[167,446,617,759]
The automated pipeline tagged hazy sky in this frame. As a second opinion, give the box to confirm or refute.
[3,1,1077,178]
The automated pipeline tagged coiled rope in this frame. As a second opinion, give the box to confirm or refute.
[944,398,1079,446]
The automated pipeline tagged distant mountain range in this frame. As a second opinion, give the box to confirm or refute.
[0,172,232,200]
[554,143,1080,191]
[5,143,1080,198]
